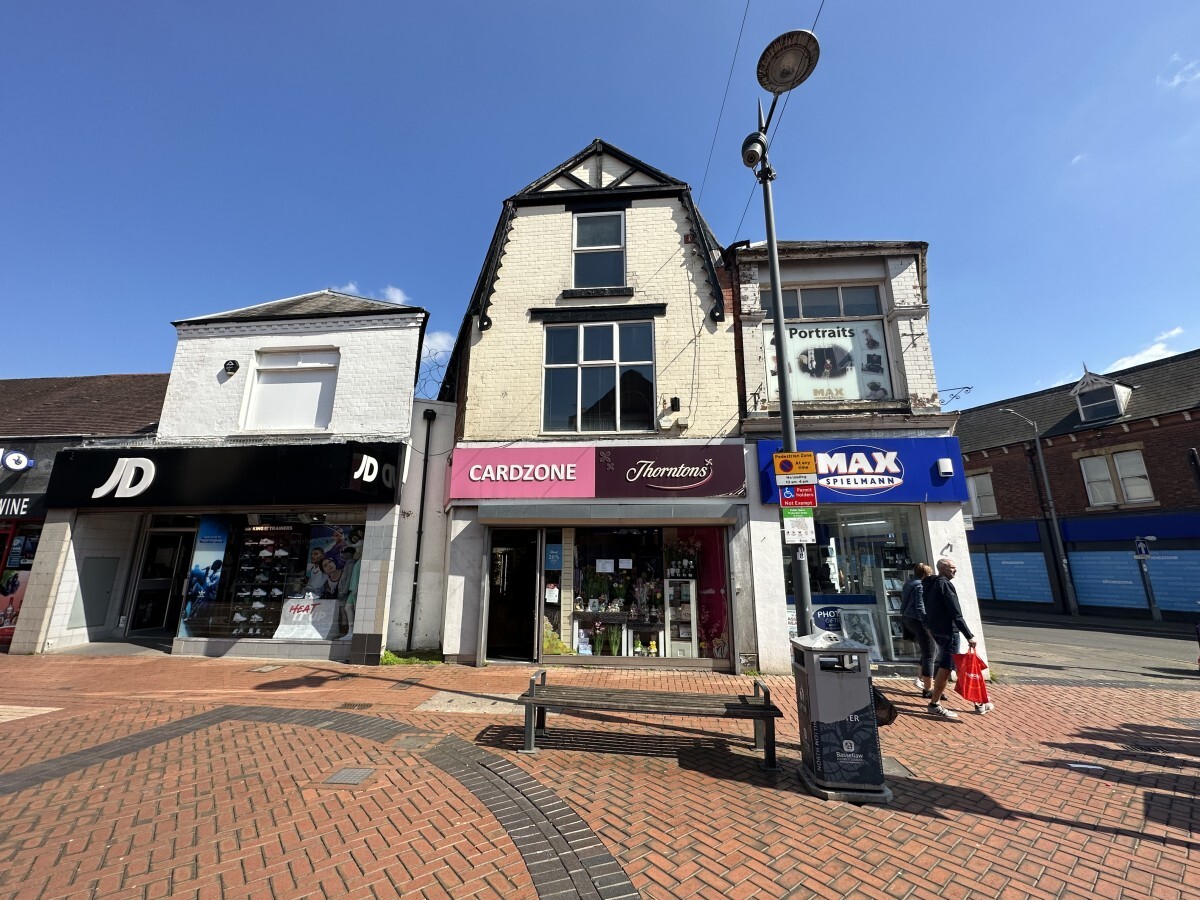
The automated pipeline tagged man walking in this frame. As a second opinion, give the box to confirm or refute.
[923,557,989,718]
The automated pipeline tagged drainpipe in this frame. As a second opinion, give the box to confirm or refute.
[406,407,437,652]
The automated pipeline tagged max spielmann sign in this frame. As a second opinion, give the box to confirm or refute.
[450,444,747,500]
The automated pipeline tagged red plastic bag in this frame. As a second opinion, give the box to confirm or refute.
[952,648,990,704]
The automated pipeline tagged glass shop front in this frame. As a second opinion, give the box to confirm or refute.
[450,441,748,669]
[757,437,969,663]
[44,441,403,655]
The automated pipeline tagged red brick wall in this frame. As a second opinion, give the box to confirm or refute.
[964,411,1200,520]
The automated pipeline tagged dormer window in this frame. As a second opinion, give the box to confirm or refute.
[1071,370,1130,423]
[1078,386,1120,422]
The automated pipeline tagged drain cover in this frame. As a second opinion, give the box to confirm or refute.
[1121,744,1169,754]
[338,703,372,710]
[323,767,375,785]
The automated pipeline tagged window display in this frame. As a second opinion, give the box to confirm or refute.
[0,525,41,649]
[566,527,729,660]
[179,515,364,641]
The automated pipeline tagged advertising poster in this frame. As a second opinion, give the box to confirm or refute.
[179,516,231,637]
[300,523,364,639]
[762,320,895,403]
[0,568,28,648]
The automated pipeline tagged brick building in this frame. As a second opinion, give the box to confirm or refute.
[11,291,451,663]
[725,242,978,668]
[436,140,763,670]
[957,349,1200,620]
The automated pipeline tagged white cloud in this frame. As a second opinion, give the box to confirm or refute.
[382,285,410,305]
[331,281,359,294]
[1070,154,1086,165]
[1155,326,1184,341]
[422,330,455,354]
[1108,341,1178,371]
[1157,57,1200,89]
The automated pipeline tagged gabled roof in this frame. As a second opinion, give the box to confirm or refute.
[0,374,169,438]
[173,290,424,326]
[956,348,1200,453]
[1069,368,1123,396]
[439,139,725,402]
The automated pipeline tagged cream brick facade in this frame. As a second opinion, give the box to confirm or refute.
[461,197,739,440]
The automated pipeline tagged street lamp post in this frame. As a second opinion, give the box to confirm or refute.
[998,408,1080,616]
[743,30,820,631]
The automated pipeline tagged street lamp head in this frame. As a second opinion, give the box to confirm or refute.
[757,30,820,95]
[741,131,768,168]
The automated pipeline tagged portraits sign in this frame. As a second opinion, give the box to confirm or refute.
[762,320,895,403]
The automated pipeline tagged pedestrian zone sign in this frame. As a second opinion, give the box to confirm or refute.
[1134,539,1150,559]
[773,451,816,475]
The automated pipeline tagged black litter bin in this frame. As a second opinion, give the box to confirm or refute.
[791,635,892,804]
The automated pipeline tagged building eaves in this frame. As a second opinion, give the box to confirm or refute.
[956,347,1200,453]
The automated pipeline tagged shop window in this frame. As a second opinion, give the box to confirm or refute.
[177,514,365,642]
[573,212,625,289]
[245,349,339,431]
[966,473,998,518]
[543,322,654,432]
[1079,449,1153,506]
[566,527,729,661]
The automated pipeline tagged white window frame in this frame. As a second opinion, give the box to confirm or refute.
[244,348,340,432]
[761,283,884,321]
[1079,449,1154,506]
[573,211,625,289]
[966,473,998,518]
[1077,385,1122,422]
[542,321,655,433]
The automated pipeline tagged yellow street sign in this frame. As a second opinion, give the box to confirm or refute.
[773,451,816,475]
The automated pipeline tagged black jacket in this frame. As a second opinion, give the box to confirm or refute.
[922,575,973,639]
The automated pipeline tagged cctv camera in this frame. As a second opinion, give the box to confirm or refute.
[741,131,768,168]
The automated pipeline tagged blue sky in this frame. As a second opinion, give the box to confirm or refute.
[3,1,1198,408]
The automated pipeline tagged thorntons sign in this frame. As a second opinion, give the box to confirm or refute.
[449,445,746,500]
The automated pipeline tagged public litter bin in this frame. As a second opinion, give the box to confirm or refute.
[791,634,892,803]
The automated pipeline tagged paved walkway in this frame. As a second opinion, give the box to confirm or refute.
[0,654,1196,899]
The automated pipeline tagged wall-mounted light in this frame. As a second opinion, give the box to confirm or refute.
[223,360,240,376]
[670,396,681,412]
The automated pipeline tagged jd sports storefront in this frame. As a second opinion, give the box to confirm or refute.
[442,441,752,670]
[30,441,404,663]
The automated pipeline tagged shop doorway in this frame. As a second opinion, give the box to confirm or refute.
[127,529,196,636]
[486,528,539,661]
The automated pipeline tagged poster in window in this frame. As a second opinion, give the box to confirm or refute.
[761,320,895,403]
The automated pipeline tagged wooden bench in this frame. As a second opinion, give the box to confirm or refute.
[516,670,783,770]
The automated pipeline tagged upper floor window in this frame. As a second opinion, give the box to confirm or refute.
[1079,449,1154,506]
[574,212,625,289]
[966,473,998,517]
[544,322,653,432]
[761,285,882,320]
[1077,386,1121,422]
[245,349,339,431]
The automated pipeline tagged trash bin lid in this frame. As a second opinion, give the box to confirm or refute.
[792,634,870,653]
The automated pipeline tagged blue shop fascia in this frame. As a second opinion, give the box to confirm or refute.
[753,436,972,664]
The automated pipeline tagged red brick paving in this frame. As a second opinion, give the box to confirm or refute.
[0,655,1196,899]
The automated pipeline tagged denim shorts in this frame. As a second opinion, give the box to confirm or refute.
[932,633,957,671]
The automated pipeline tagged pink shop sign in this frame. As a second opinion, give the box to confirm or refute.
[449,446,596,499]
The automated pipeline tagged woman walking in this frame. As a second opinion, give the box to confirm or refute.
[901,563,936,699]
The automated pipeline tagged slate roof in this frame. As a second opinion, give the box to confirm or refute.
[0,373,169,437]
[956,348,1200,453]
[174,290,424,326]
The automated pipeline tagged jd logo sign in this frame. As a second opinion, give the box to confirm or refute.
[92,458,157,499]
[351,453,395,489]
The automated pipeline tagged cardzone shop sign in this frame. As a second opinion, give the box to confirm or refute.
[450,446,596,499]
[817,446,904,496]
